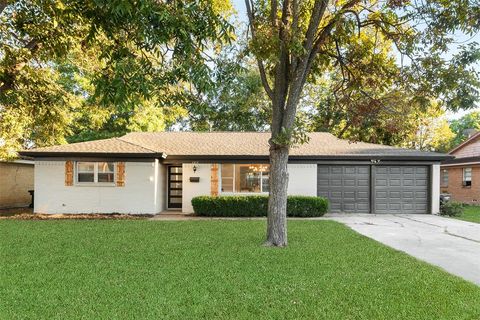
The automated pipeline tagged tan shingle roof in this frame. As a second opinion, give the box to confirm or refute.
[20,131,449,159]
[24,138,156,154]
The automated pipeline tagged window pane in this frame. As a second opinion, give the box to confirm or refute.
[171,167,182,173]
[98,162,114,173]
[170,189,182,196]
[170,182,182,189]
[170,174,182,182]
[170,197,182,203]
[262,171,270,193]
[77,162,94,172]
[98,173,114,183]
[221,164,234,192]
[236,165,261,193]
[78,173,94,182]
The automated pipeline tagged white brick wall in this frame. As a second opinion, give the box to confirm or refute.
[34,160,161,214]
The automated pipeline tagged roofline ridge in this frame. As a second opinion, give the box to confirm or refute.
[116,137,157,153]
[448,131,480,154]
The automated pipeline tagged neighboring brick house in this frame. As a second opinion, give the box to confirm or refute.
[0,160,34,208]
[441,132,480,203]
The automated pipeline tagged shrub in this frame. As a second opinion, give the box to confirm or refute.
[439,201,464,217]
[191,195,328,217]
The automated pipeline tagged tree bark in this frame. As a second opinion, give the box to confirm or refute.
[266,141,289,247]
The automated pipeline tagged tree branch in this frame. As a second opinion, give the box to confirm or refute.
[0,0,8,16]
[245,0,274,100]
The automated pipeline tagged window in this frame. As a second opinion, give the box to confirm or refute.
[441,169,449,187]
[76,162,115,184]
[221,164,234,192]
[220,164,269,193]
[463,167,472,187]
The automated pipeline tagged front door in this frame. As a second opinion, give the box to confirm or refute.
[168,166,183,209]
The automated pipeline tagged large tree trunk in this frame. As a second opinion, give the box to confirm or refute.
[266,142,289,247]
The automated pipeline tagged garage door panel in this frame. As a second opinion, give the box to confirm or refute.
[358,179,369,186]
[374,166,429,214]
[416,167,428,174]
[331,167,343,174]
[344,179,356,186]
[375,179,387,186]
[317,165,370,213]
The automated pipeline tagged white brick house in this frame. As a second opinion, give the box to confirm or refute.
[20,132,449,214]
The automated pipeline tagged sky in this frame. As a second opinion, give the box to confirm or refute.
[230,0,480,120]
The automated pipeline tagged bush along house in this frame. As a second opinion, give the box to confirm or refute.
[19,132,450,215]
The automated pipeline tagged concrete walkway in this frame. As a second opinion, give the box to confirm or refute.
[327,214,480,285]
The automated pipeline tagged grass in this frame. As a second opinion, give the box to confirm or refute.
[1,220,479,319]
[455,205,480,223]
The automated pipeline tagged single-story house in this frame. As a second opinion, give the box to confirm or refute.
[441,131,480,203]
[19,132,450,215]
[0,159,34,208]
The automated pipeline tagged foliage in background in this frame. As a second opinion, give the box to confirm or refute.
[0,0,233,158]
[448,111,480,149]
[191,195,328,217]
[184,43,271,132]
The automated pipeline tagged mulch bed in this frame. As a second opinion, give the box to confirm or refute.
[0,208,150,220]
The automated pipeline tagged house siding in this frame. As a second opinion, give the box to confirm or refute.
[441,165,480,204]
[180,163,318,214]
[34,160,160,214]
[451,138,480,158]
[182,163,212,213]
[0,162,34,208]
[287,164,317,196]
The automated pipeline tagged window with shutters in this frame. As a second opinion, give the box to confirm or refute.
[76,162,116,185]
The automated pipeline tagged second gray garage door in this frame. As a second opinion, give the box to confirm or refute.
[374,166,429,214]
[317,165,370,213]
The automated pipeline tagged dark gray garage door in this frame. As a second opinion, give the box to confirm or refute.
[374,166,429,214]
[317,165,370,213]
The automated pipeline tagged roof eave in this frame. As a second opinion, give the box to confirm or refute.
[164,154,452,161]
[18,151,166,158]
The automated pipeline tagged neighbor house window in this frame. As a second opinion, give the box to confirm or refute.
[441,169,449,187]
[220,164,269,193]
[76,162,115,184]
[463,167,472,187]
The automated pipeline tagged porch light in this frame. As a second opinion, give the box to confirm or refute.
[193,165,197,173]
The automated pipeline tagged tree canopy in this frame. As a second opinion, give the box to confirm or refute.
[0,0,233,158]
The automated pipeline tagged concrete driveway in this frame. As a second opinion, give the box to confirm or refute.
[327,214,480,285]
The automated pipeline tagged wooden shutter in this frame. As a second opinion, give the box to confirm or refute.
[116,162,125,187]
[211,164,219,196]
[65,161,74,186]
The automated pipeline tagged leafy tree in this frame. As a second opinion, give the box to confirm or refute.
[0,0,233,158]
[400,105,455,152]
[185,42,270,131]
[245,0,480,246]
[448,111,480,149]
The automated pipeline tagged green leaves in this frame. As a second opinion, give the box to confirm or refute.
[0,0,233,157]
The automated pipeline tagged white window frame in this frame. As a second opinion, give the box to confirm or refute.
[219,164,269,194]
[75,161,116,186]
[463,167,472,187]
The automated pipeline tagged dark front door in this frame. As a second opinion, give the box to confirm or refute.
[168,166,183,209]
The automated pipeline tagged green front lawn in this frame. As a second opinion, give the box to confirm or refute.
[455,205,480,223]
[1,220,479,319]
